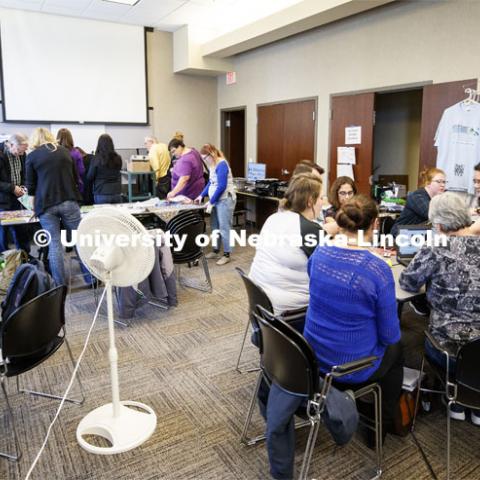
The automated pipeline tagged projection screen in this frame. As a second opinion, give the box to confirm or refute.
[0,9,148,125]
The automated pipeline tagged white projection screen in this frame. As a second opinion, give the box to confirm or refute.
[0,9,148,124]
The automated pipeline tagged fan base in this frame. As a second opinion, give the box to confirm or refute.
[77,401,156,455]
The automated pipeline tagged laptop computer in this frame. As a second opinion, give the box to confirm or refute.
[396,225,430,267]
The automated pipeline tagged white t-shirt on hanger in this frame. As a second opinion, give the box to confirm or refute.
[435,102,480,194]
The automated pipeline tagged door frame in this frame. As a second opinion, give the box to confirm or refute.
[220,106,247,176]
[256,96,318,165]
[327,80,434,190]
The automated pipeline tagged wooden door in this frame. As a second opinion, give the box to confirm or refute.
[257,104,285,179]
[221,109,245,177]
[329,93,375,195]
[419,78,477,179]
[282,100,316,180]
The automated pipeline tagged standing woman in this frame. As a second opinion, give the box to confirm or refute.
[25,128,88,286]
[195,143,236,266]
[167,139,205,201]
[323,176,357,222]
[391,167,446,236]
[87,134,123,204]
[56,128,85,199]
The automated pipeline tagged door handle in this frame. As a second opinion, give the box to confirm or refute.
[281,169,290,175]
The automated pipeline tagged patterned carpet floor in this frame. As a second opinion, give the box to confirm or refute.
[1,245,480,479]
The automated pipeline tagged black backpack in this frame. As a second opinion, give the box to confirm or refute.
[1,261,56,323]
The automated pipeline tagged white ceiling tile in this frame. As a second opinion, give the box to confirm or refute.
[0,0,43,10]
[122,0,184,24]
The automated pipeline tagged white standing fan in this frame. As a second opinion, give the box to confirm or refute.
[75,208,157,454]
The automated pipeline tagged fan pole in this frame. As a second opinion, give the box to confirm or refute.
[106,279,121,418]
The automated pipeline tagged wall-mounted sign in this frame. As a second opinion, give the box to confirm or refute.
[345,125,362,144]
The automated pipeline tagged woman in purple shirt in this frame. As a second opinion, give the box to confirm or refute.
[167,139,205,200]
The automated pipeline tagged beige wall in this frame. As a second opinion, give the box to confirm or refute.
[217,0,480,178]
[148,30,217,148]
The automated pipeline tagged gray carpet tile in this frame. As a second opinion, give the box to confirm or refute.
[1,245,480,479]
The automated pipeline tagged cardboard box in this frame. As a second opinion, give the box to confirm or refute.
[128,155,151,173]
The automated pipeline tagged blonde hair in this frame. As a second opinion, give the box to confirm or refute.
[30,128,57,150]
[144,136,158,144]
[419,167,445,187]
[173,131,184,141]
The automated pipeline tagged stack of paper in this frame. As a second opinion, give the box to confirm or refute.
[402,367,424,392]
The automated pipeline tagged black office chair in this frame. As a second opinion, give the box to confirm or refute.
[241,306,383,480]
[0,285,85,461]
[167,212,212,293]
[413,331,480,480]
[235,267,273,373]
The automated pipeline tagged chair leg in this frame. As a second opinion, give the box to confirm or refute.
[447,401,452,480]
[240,371,265,446]
[354,384,383,479]
[412,355,426,432]
[373,384,383,478]
[18,339,85,405]
[299,420,321,480]
[201,254,213,292]
[177,255,213,293]
[235,320,260,374]
[0,377,22,461]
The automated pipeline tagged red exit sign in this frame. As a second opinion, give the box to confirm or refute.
[226,71,236,85]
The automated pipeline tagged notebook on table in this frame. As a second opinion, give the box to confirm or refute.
[396,225,430,267]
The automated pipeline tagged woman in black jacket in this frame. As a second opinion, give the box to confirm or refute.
[87,134,123,204]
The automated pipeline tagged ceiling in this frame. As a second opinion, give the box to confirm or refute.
[0,0,304,41]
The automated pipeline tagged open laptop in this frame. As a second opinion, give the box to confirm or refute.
[396,225,430,267]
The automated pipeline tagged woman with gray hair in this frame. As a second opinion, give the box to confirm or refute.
[399,192,480,425]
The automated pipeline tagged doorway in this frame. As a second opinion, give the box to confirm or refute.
[373,89,423,193]
[221,108,245,177]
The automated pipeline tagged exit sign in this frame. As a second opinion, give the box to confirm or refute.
[226,71,236,85]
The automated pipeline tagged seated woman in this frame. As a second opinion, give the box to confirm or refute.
[399,192,480,424]
[323,176,357,223]
[87,134,123,204]
[391,167,446,236]
[304,195,403,436]
[249,173,324,314]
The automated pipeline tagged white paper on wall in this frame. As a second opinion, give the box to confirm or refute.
[337,163,355,180]
[337,146,356,165]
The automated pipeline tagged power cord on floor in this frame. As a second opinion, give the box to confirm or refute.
[24,287,107,480]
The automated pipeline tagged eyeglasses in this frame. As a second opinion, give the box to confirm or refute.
[432,180,447,185]
[338,191,354,197]
[474,180,480,185]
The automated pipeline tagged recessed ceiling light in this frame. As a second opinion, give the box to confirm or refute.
[102,0,141,6]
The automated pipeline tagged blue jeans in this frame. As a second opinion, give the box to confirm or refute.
[0,223,31,253]
[94,194,123,204]
[211,194,236,254]
[39,200,92,286]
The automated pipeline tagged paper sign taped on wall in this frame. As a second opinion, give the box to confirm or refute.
[337,146,356,165]
[345,126,361,145]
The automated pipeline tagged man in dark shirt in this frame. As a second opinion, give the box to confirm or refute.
[0,133,31,253]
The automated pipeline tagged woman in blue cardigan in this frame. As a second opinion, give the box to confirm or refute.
[304,194,403,438]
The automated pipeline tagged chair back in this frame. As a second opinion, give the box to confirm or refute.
[235,267,272,316]
[1,286,67,359]
[168,213,205,263]
[255,306,319,397]
[456,337,480,393]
